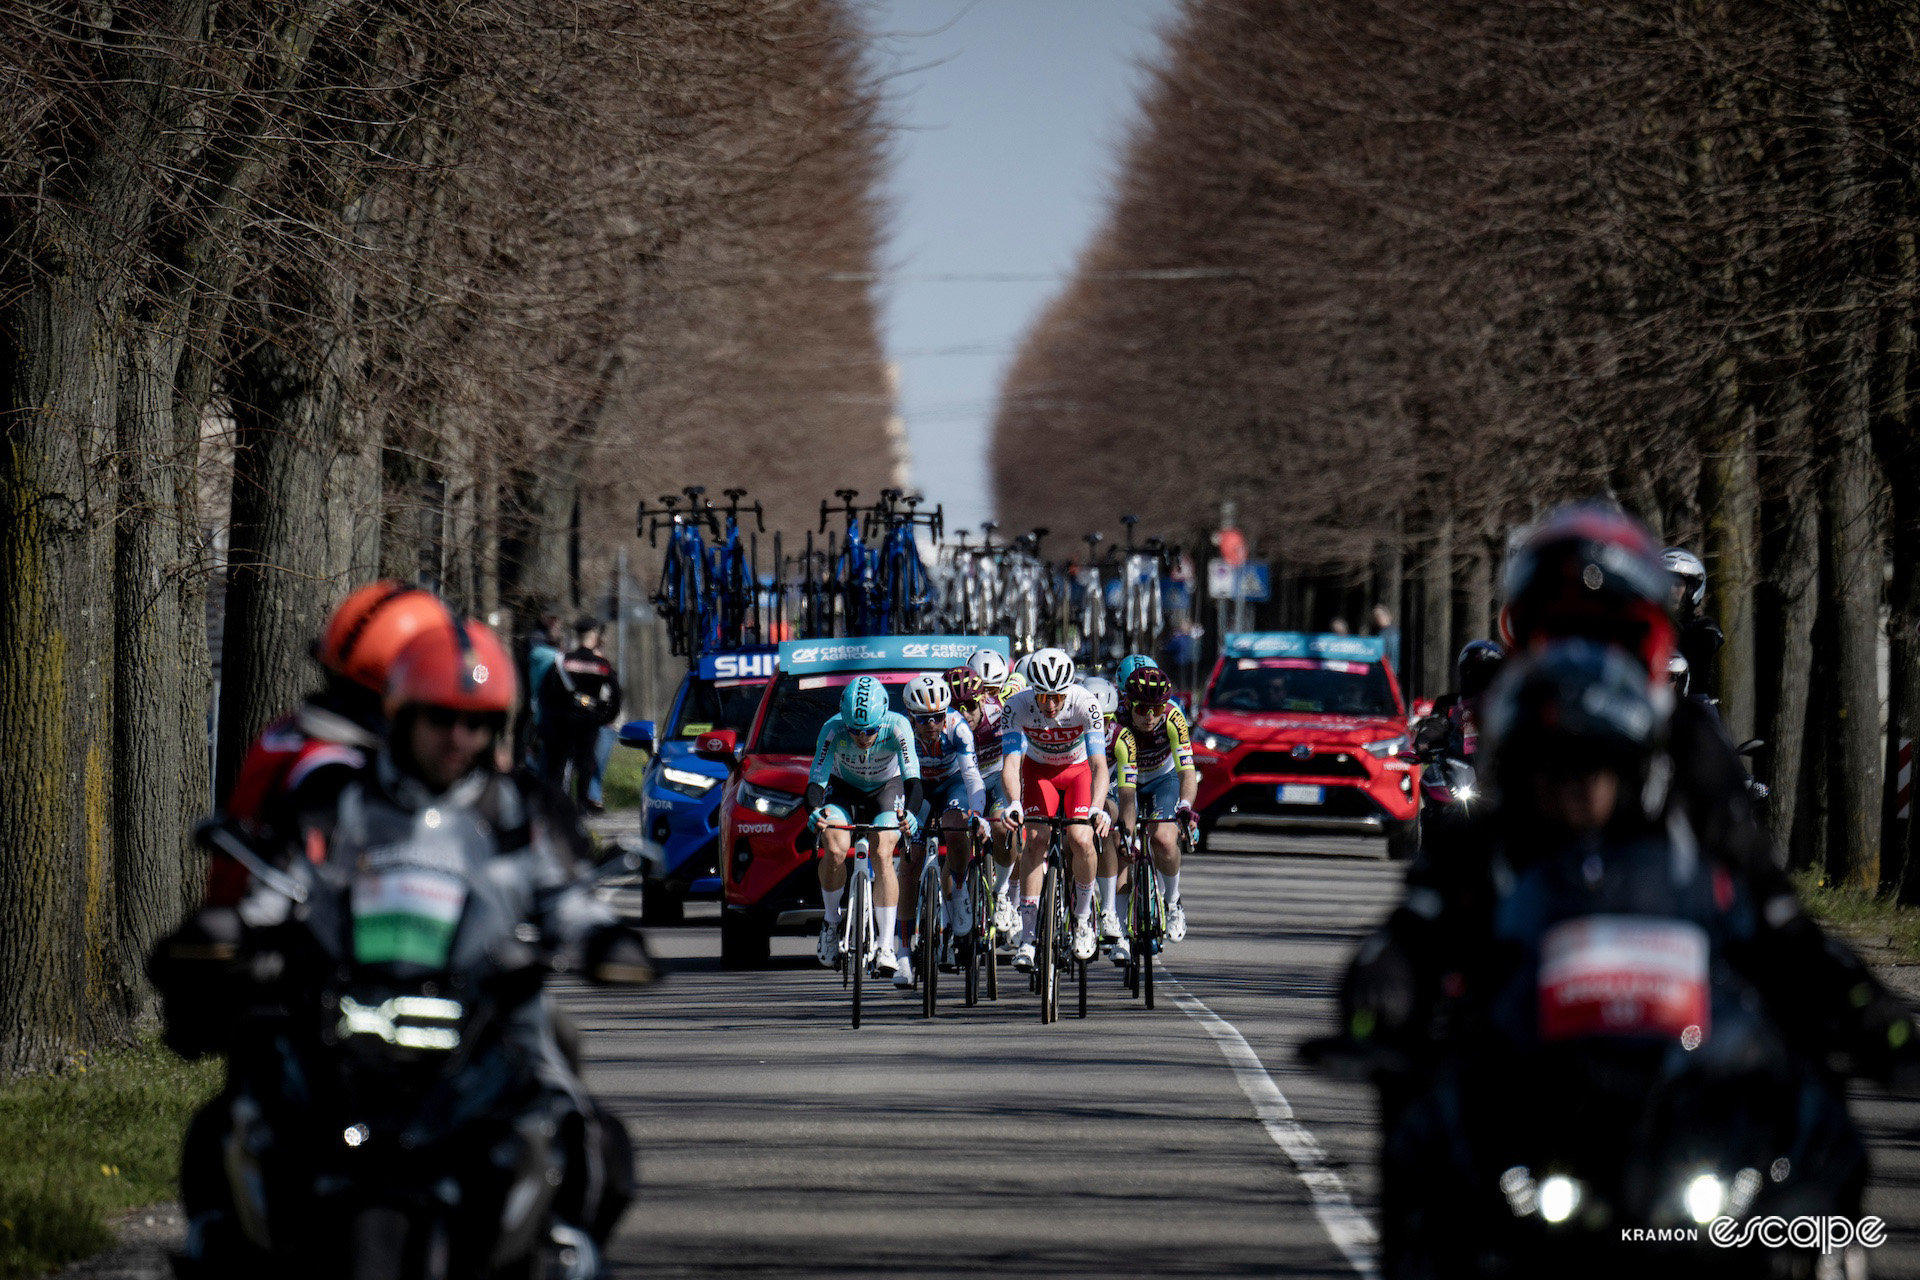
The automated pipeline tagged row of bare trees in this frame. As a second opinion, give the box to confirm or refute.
[992,0,1920,896]
[0,0,894,1073]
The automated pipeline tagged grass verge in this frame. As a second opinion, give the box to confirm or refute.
[0,1039,219,1277]
[602,743,651,812]
[1794,869,1920,965]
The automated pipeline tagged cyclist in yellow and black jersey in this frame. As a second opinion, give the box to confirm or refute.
[1112,666,1196,961]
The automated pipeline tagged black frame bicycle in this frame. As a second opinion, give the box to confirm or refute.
[1123,815,1190,1009]
[1022,809,1093,1024]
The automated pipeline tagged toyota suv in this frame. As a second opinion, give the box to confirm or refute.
[1191,632,1419,858]
[693,635,1009,968]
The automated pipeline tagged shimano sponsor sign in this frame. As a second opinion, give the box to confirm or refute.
[778,634,1009,675]
[698,648,778,680]
[1223,632,1386,662]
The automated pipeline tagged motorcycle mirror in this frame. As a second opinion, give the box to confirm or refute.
[1735,738,1769,758]
[1396,750,1423,765]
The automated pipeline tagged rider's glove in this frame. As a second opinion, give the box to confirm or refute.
[1175,801,1195,831]
[1005,802,1024,828]
[807,807,829,833]
[974,814,993,841]
[900,810,920,840]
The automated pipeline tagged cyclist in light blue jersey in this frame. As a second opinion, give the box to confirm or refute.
[805,675,922,975]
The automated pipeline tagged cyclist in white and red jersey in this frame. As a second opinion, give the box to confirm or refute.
[1000,648,1111,968]
[944,666,1021,937]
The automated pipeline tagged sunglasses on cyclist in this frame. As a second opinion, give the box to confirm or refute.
[848,726,880,740]
[910,712,947,725]
[418,706,506,733]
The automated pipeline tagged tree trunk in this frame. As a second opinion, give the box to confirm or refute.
[1420,521,1454,699]
[1821,314,1885,891]
[215,313,359,801]
[1700,375,1761,745]
[1460,538,1494,650]
[0,278,124,1072]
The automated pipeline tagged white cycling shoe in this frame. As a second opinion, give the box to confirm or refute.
[1014,941,1036,972]
[993,890,1019,935]
[875,945,900,976]
[817,920,841,968]
[1109,935,1132,967]
[1168,902,1187,943]
[892,950,914,988]
[1097,908,1123,941]
[951,886,973,934]
[1071,919,1097,961]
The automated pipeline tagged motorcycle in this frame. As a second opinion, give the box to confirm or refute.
[168,814,649,1280]
[1308,821,1864,1279]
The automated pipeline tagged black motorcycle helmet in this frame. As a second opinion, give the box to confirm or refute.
[1456,640,1506,702]
[1482,639,1669,824]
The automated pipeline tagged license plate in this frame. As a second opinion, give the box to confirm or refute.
[1539,915,1709,1043]
[1278,784,1324,805]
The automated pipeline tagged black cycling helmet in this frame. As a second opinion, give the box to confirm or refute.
[1125,666,1173,709]
[1483,639,1667,790]
[1456,640,1506,701]
[1500,503,1676,679]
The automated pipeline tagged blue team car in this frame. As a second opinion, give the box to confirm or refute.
[616,646,775,922]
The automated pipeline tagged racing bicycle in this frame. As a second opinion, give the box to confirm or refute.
[1122,814,1190,1009]
[817,821,894,1030]
[637,487,719,660]
[1022,810,1094,1024]
[709,488,764,650]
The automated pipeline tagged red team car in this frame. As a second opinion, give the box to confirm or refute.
[1191,632,1421,859]
[697,635,1011,968]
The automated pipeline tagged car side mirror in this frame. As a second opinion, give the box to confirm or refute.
[693,728,738,768]
[617,719,656,749]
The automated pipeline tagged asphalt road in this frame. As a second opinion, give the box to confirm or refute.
[556,837,1920,1278]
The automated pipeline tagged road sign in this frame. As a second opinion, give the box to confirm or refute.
[1207,559,1270,602]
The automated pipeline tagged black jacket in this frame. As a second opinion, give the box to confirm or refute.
[538,647,621,736]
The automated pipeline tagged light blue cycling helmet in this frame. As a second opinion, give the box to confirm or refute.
[1116,654,1160,691]
[840,675,889,731]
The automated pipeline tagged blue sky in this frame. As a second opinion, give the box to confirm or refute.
[866,0,1178,536]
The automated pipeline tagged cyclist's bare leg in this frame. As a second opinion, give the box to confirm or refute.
[1066,824,1098,923]
[939,809,969,889]
[872,830,900,907]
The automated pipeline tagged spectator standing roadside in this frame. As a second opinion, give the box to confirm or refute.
[1329,617,1351,635]
[588,630,620,808]
[523,613,563,771]
[539,616,622,809]
[1371,603,1401,674]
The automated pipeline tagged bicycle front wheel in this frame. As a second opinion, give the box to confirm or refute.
[1037,864,1058,1025]
[920,880,940,1019]
[851,874,869,1030]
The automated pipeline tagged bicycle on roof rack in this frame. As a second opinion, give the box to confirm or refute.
[708,488,769,650]
[821,489,880,637]
[1115,514,1170,661]
[637,487,720,662]
[866,488,943,636]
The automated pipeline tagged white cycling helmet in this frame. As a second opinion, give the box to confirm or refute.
[1027,647,1075,694]
[903,673,951,715]
[1082,674,1119,716]
[1013,652,1036,683]
[967,648,1010,688]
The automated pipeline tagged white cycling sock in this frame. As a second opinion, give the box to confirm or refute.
[875,905,897,950]
[993,862,1014,895]
[1020,896,1039,940]
[1096,875,1118,913]
[1073,882,1094,921]
[1117,889,1131,922]
[1165,871,1181,904]
[823,886,844,924]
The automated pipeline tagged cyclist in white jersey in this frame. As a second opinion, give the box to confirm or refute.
[946,666,1021,939]
[902,673,987,981]
[804,675,922,975]
[999,648,1111,967]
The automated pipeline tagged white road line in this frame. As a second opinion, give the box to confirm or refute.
[1166,972,1381,1280]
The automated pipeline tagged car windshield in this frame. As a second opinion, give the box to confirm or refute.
[669,678,768,739]
[754,673,914,755]
[1207,658,1398,717]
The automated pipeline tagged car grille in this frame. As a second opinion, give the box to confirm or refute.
[1236,750,1370,780]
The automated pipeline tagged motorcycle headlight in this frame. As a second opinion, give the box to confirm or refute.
[1199,731,1241,754]
[1685,1173,1725,1224]
[740,782,802,818]
[1538,1174,1582,1224]
[660,766,717,797]
[1364,736,1408,759]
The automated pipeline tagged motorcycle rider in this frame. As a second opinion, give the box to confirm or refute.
[1342,504,1916,1119]
[1364,641,1868,1275]
[1663,546,1722,700]
[1412,639,1504,760]
[165,615,650,1276]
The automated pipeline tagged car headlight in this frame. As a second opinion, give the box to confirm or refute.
[1199,731,1241,754]
[1364,736,1408,758]
[660,766,717,797]
[740,782,802,818]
